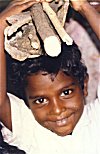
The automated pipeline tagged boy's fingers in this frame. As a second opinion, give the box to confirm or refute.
[10,0,37,7]
[11,0,39,4]
[9,0,38,13]
[18,1,38,10]
[1,1,38,20]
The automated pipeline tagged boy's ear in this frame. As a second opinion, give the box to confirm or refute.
[83,75,89,97]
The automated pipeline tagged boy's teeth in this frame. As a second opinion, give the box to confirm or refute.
[56,118,67,126]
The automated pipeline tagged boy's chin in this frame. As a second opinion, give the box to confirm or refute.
[51,129,73,137]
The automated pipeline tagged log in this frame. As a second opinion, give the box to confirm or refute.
[30,3,61,57]
[4,12,42,61]
[6,11,31,36]
[49,0,68,26]
[42,2,73,45]
[4,1,73,61]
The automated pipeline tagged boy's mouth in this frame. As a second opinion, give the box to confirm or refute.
[55,117,68,127]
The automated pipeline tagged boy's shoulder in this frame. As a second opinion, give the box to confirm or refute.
[2,93,35,149]
[7,93,28,113]
[7,93,33,120]
[7,93,25,105]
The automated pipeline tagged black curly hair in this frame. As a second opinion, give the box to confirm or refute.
[7,42,88,100]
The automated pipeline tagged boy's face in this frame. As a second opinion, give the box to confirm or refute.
[25,71,88,136]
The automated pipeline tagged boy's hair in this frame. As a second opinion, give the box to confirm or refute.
[7,42,88,99]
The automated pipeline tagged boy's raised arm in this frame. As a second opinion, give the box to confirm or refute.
[0,10,11,129]
[0,0,39,130]
[70,0,100,39]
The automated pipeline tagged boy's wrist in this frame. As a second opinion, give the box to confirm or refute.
[0,18,7,32]
[78,2,91,14]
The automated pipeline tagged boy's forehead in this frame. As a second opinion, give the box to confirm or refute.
[26,71,77,90]
[27,70,70,81]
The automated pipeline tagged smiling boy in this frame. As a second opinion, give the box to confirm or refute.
[0,0,100,154]
[25,70,85,137]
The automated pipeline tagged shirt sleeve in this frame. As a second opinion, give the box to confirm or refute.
[1,93,29,147]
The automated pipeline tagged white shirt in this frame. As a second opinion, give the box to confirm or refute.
[1,87,100,154]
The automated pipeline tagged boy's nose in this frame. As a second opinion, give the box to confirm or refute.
[50,98,66,115]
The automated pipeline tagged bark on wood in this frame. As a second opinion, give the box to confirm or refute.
[30,3,61,57]
[5,13,42,61]
[4,1,72,61]
[6,11,31,36]
[49,0,69,26]
[42,2,73,45]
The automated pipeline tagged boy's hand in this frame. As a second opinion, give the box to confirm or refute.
[42,0,87,12]
[69,0,87,11]
[0,0,39,29]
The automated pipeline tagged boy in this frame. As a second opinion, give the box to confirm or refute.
[0,0,100,154]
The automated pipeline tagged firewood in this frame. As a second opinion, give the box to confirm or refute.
[4,1,73,61]
[42,2,73,45]
[49,0,69,27]
[6,11,31,36]
[4,12,42,61]
[30,3,61,57]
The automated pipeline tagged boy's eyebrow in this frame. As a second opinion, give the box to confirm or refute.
[29,82,76,100]
[29,95,42,100]
[63,82,76,89]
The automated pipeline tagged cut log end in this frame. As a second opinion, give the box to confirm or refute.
[63,34,73,45]
[44,36,61,57]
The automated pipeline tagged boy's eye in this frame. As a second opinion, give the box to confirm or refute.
[61,89,73,97]
[34,98,48,105]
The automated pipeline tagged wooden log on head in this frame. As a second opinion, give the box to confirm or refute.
[4,12,42,61]
[22,22,40,51]
[6,11,32,36]
[30,3,61,57]
[57,0,70,27]
[4,1,73,61]
[49,0,69,27]
[42,2,73,45]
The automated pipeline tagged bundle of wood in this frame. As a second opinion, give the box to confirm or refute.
[4,1,73,61]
